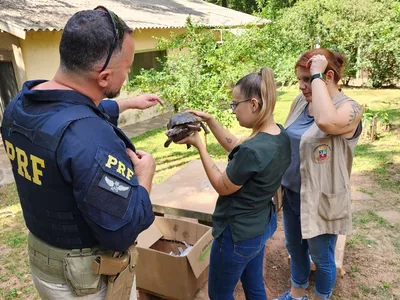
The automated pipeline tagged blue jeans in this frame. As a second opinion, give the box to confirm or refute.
[283,188,338,299]
[208,212,277,300]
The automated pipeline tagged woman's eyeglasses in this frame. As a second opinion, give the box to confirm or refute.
[229,99,252,111]
[94,6,126,72]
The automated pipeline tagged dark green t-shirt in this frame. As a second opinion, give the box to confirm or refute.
[212,125,291,242]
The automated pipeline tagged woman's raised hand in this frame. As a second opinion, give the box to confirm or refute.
[306,54,328,75]
[186,110,213,123]
[175,131,203,149]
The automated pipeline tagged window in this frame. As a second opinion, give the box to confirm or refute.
[129,50,166,81]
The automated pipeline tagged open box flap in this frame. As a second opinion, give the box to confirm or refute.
[186,229,213,278]
[136,222,163,249]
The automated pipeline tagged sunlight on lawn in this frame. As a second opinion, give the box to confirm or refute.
[0,87,398,299]
[133,87,400,187]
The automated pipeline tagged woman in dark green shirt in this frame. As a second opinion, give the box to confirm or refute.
[175,68,291,300]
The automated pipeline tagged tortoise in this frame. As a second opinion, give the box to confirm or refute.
[164,112,210,148]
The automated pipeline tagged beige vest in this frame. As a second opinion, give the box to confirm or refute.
[285,92,361,239]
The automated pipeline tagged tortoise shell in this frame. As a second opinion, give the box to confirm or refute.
[164,112,210,148]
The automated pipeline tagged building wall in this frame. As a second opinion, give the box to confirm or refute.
[134,28,185,52]
[18,28,186,127]
[20,31,62,80]
[19,28,186,81]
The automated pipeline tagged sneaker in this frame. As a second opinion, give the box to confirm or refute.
[274,290,309,300]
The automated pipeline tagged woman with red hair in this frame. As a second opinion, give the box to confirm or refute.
[275,49,362,300]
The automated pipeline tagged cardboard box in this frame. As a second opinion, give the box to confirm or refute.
[136,216,213,300]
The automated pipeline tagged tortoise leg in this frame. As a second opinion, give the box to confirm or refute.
[164,137,173,148]
[200,122,210,134]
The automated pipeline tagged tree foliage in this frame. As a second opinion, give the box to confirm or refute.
[128,0,400,120]
[263,0,400,87]
[206,0,297,15]
[128,20,255,125]
[206,0,260,14]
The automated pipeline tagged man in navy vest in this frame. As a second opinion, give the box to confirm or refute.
[0,7,162,299]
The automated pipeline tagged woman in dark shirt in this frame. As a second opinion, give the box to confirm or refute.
[175,68,291,300]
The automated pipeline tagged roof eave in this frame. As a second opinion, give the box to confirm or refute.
[0,20,26,39]
[24,20,269,32]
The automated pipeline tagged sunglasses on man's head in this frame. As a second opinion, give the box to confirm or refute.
[94,6,126,72]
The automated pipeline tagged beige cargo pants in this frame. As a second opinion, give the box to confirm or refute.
[31,273,137,300]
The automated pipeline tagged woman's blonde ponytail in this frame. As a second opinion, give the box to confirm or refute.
[246,67,277,140]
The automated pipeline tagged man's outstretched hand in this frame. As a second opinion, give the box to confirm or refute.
[118,94,164,112]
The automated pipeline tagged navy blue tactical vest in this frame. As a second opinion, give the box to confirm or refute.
[1,96,134,249]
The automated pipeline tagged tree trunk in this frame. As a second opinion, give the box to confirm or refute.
[221,0,228,7]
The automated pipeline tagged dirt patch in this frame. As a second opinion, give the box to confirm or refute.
[232,216,289,299]
[376,210,400,226]
[233,172,400,300]
[1,171,399,300]
[143,171,400,300]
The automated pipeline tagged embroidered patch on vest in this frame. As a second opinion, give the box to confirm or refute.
[98,174,131,198]
[313,144,331,163]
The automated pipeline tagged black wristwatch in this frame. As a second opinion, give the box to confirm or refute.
[310,72,326,83]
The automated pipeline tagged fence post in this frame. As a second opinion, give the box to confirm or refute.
[371,115,378,142]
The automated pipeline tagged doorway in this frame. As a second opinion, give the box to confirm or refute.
[0,61,19,123]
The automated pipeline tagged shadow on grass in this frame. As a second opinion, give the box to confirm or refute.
[0,183,19,208]
[157,151,198,164]
[131,127,165,143]
[207,142,228,158]
[156,160,194,173]
[354,141,400,192]
[386,108,400,126]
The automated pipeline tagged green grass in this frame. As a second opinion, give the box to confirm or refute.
[344,88,400,113]
[132,127,228,183]
[393,239,400,254]
[346,232,378,248]
[358,282,394,298]
[133,87,400,187]
[0,182,20,208]
[357,188,374,196]
[353,132,400,192]
[0,87,399,299]
[0,183,36,299]
[131,88,297,183]
[351,265,359,272]
[353,210,390,228]
[5,231,27,248]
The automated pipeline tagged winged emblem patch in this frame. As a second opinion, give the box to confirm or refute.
[105,176,130,193]
[98,174,131,198]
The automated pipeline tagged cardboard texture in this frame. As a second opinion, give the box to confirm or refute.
[137,223,163,249]
[136,217,213,300]
[150,160,227,216]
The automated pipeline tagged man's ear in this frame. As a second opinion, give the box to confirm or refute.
[325,70,335,83]
[98,70,111,88]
